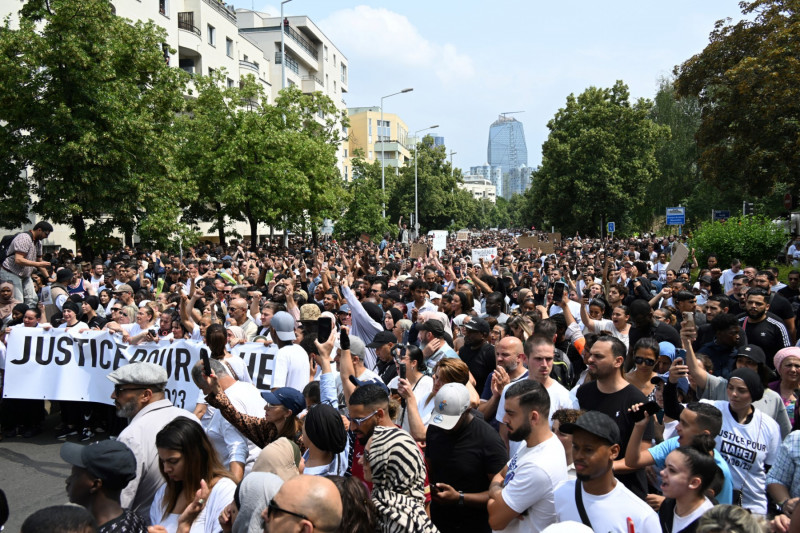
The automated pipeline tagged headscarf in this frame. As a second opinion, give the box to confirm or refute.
[387,308,403,327]
[228,326,246,341]
[304,403,347,454]
[773,347,800,376]
[729,367,764,403]
[421,311,453,339]
[362,302,384,325]
[232,472,284,533]
[252,437,300,481]
[0,281,20,320]
[368,426,437,533]
[658,341,677,362]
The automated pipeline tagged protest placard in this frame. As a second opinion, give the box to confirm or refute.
[517,235,538,249]
[456,231,469,241]
[431,230,448,252]
[471,247,498,263]
[667,243,690,273]
[231,343,279,391]
[410,243,428,259]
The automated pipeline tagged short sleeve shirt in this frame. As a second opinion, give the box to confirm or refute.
[2,232,41,277]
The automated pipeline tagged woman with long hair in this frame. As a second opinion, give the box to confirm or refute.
[625,337,659,400]
[326,475,378,533]
[361,426,437,533]
[658,436,719,533]
[149,417,236,533]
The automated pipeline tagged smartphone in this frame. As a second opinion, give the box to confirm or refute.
[149,329,158,338]
[552,282,565,303]
[682,311,695,328]
[642,401,661,416]
[399,363,407,380]
[201,347,212,377]
[318,316,333,342]
[582,288,590,299]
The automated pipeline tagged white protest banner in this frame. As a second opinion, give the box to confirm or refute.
[123,339,205,411]
[231,342,279,391]
[431,230,448,252]
[4,328,127,405]
[3,329,205,412]
[471,247,498,263]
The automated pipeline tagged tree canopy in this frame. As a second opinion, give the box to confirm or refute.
[530,81,668,236]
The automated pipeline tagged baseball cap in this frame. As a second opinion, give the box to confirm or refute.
[348,375,390,394]
[107,362,168,386]
[260,387,305,414]
[429,383,470,430]
[559,411,620,446]
[270,311,296,341]
[464,317,490,334]
[737,344,766,365]
[650,373,689,395]
[299,304,320,322]
[337,304,351,314]
[418,318,445,337]
[382,290,402,302]
[428,291,442,301]
[366,330,397,349]
[114,284,133,294]
[349,335,367,359]
[60,440,137,489]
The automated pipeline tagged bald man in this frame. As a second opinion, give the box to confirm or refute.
[229,298,258,340]
[262,475,342,533]
[478,336,527,423]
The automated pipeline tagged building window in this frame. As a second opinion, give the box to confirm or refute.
[369,151,373,160]
[208,67,215,76]
[226,38,233,58]
[207,24,215,46]
[227,77,234,88]
[341,64,347,83]
[344,149,348,157]
[333,54,336,67]
[159,0,168,16]
[324,45,328,61]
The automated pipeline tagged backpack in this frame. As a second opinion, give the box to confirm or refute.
[0,233,21,265]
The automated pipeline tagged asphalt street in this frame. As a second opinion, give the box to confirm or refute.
[0,411,109,533]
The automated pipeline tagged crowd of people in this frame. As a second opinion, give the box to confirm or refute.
[1,220,800,533]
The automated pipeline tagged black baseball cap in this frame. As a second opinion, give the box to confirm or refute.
[418,319,445,337]
[737,344,766,365]
[60,440,137,489]
[464,317,490,334]
[559,411,620,446]
[366,330,397,349]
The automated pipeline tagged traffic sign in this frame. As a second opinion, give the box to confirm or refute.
[785,193,793,210]
[666,207,686,226]
[607,221,615,233]
[712,210,730,222]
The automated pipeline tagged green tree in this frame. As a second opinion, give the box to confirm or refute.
[0,0,192,256]
[333,157,393,242]
[690,215,786,268]
[674,0,800,199]
[530,81,668,235]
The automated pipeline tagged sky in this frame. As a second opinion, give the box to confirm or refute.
[250,1,746,172]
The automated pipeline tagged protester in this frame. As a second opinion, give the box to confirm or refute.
[0,221,53,307]
[657,438,719,533]
[20,504,98,533]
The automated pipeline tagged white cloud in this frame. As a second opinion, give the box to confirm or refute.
[320,5,475,85]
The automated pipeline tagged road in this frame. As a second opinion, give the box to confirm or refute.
[0,412,104,532]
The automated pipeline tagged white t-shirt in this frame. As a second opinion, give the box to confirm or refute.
[589,319,630,349]
[672,498,714,533]
[554,479,661,533]
[388,374,434,432]
[150,477,236,533]
[271,343,310,391]
[654,262,669,283]
[495,433,568,533]
[206,381,266,474]
[496,379,576,456]
[703,399,781,514]
[548,299,584,330]
[406,299,437,320]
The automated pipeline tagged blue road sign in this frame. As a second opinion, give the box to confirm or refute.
[607,222,615,233]
[713,210,730,222]
[666,207,686,226]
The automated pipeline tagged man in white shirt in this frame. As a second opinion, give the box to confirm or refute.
[488,379,568,532]
[270,310,310,391]
[554,411,660,533]
[720,258,743,293]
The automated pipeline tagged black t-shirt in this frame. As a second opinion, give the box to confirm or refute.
[767,292,795,322]
[778,286,800,302]
[458,342,495,394]
[426,416,508,533]
[697,341,738,380]
[99,510,148,533]
[737,312,792,367]
[376,359,397,385]
[576,381,653,500]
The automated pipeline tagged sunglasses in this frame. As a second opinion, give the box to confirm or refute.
[634,356,656,367]
[267,499,314,525]
[346,410,378,426]
[113,385,148,395]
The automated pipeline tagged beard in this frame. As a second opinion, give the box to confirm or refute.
[508,419,531,442]
[115,399,139,419]
[746,308,766,320]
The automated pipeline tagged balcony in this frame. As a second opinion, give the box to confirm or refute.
[239,59,259,73]
[177,12,200,37]
[274,52,299,75]
[201,0,236,24]
[284,25,318,60]
[301,74,322,93]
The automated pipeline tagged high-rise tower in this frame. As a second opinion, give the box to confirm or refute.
[487,114,527,174]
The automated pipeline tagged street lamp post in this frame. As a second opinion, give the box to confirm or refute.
[449,151,457,178]
[280,0,293,90]
[414,125,439,237]
[380,88,413,218]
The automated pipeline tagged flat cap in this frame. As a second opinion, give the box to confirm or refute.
[107,362,168,386]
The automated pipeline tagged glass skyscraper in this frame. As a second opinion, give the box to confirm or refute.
[487,116,527,174]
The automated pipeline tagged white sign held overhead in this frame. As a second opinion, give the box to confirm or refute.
[471,247,498,263]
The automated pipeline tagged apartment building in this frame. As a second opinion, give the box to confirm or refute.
[236,10,349,176]
[459,176,497,203]
[344,106,411,181]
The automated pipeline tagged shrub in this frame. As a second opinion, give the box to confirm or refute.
[690,215,786,268]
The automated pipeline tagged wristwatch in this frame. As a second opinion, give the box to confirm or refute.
[777,498,789,514]
[458,491,465,506]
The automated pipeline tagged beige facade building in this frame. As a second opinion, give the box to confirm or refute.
[459,176,497,203]
[345,106,411,181]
